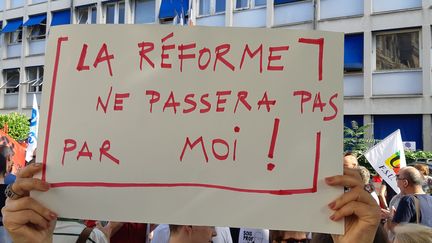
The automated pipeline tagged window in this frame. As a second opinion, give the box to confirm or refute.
[198,0,225,16]
[77,5,97,24]
[2,19,23,44]
[344,34,363,73]
[373,115,423,150]
[376,30,420,71]
[29,23,46,40]
[236,0,266,9]
[199,0,210,15]
[51,10,71,26]
[26,66,43,93]
[274,0,303,5]
[8,28,22,44]
[105,1,125,24]
[3,69,20,94]
[135,0,155,23]
[23,15,47,40]
[215,0,225,12]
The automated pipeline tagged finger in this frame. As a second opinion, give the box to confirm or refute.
[343,168,363,180]
[325,174,363,188]
[17,163,43,179]
[329,201,380,222]
[328,187,377,210]
[3,197,57,222]
[12,177,50,197]
[95,221,104,229]
[3,209,51,230]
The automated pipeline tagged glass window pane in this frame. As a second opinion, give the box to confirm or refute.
[27,67,37,92]
[135,0,155,23]
[30,24,46,40]
[255,0,266,7]
[38,67,44,92]
[106,4,115,24]
[9,30,22,44]
[77,8,88,24]
[236,0,248,8]
[10,0,24,8]
[0,0,4,11]
[91,7,97,24]
[27,67,43,92]
[28,68,37,81]
[5,69,20,94]
[215,0,225,13]
[376,31,420,70]
[119,3,125,24]
[199,0,210,15]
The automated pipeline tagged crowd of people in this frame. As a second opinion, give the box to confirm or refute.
[0,148,431,243]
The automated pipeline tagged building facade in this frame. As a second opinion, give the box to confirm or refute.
[0,0,431,150]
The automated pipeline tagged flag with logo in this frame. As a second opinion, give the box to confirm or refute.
[364,129,406,193]
[26,94,39,162]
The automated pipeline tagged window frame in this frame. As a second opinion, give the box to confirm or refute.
[76,5,97,24]
[234,0,266,11]
[8,27,23,45]
[2,69,21,94]
[197,0,226,17]
[28,21,46,41]
[373,28,422,72]
[104,1,125,24]
[344,33,364,74]
[133,0,156,24]
[26,66,44,93]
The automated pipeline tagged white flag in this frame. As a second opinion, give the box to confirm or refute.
[188,6,196,26]
[364,129,406,193]
[26,94,39,162]
[179,10,184,26]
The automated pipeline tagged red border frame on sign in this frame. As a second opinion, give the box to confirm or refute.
[42,37,321,196]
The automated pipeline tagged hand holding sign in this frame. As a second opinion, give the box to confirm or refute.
[5,166,382,242]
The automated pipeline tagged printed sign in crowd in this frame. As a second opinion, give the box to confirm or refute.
[34,25,344,234]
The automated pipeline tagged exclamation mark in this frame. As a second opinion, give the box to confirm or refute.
[267,118,280,171]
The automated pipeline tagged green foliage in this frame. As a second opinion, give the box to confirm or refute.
[344,120,378,171]
[405,150,432,164]
[0,112,30,141]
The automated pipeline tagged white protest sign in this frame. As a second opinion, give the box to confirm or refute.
[34,25,344,234]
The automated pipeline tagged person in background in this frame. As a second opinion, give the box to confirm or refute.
[52,218,109,243]
[238,228,268,243]
[2,147,16,185]
[0,146,12,243]
[358,166,380,204]
[152,224,233,243]
[378,180,397,210]
[393,223,432,243]
[270,230,310,243]
[168,224,216,243]
[107,222,149,243]
[413,163,432,194]
[2,165,381,243]
[386,166,432,231]
[343,152,358,169]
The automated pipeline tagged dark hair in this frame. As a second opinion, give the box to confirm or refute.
[0,151,6,176]
[270,230,309,242]
[311,225,389,243]
[169,225,182,234]
[413,163,429,176]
